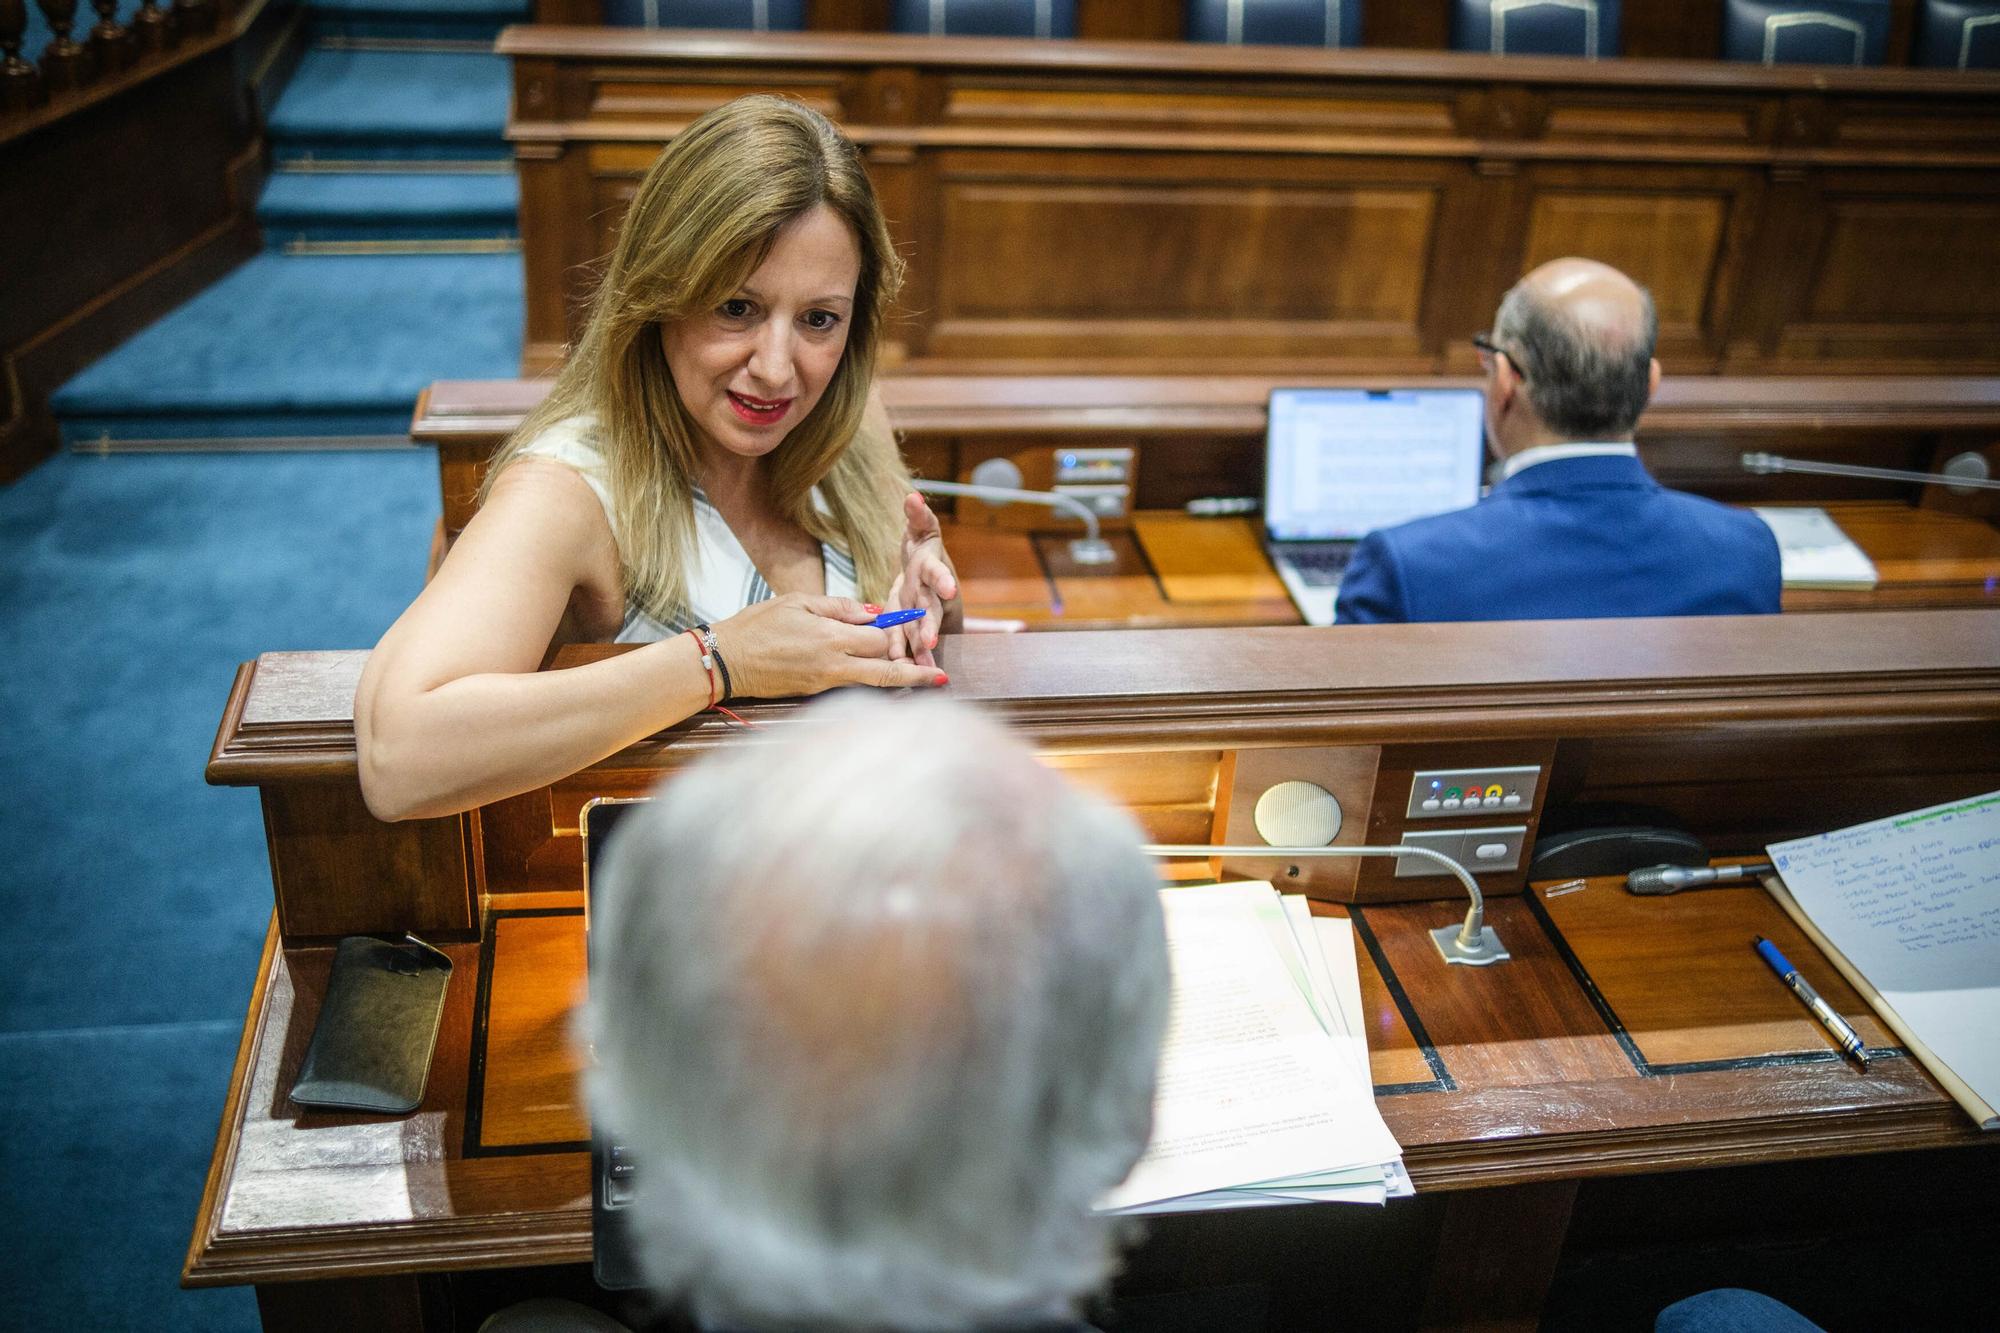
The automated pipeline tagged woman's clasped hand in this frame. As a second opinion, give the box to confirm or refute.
[710,594,947,699]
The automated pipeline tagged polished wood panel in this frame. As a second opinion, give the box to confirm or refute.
[1537,878,1893,1069]
[480,911,588,1148]
[1130,512,1289,606]
[501,27,2000,377]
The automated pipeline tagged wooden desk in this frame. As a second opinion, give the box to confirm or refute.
[500,25,2000,377]
[413,375,2000,622]
[189,613,2000,1328]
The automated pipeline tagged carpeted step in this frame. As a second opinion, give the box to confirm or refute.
[257,170,520,243]
[267,47,513,158]
[52,251,522,446]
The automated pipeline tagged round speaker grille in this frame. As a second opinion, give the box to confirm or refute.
[1253,781,1342,847]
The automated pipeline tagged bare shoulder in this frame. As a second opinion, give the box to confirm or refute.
[461,456,621,591]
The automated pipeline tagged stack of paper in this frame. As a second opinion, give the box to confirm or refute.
[1102,882,1409,1215]
[1765,791,2000,1130]
[1750,506,1879,589]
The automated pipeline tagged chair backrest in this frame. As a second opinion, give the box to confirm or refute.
[1720,0,1891,65]
[1185,0,1364,47]
[887,0,1079,37]
[1916,0,2000,67]
[601,0,807,28]
[1451,0,1623,57]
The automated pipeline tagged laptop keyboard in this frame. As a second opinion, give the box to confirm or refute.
[1284,544,1355,587]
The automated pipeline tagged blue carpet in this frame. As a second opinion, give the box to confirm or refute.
[0,451,438,1031]
[0,1023,262,1331]
[0,449,436,1325]
[50,252,522,431]
[269,48,514,148]
[257,169,520,243]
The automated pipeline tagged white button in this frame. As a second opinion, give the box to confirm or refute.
[1502,794,1521,806]
[1474,842,1508,860]
[1420,799,1440,811]
[1482,796,1501,807]
[1442,798,1461,809]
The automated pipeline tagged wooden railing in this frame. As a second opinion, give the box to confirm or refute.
[1,0,273,481]
[0,0,222,115]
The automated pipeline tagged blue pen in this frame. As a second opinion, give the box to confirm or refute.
[1753,935,1869,1069]
[870,608,926,629]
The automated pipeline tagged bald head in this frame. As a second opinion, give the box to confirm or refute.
[1491,256,1659,447]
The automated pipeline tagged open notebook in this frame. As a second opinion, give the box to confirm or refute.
[1764,791,2000,1130]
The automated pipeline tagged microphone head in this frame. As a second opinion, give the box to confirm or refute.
[1626,863,1697,895]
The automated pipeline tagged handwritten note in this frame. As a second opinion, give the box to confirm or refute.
[1769,792,2000,1126]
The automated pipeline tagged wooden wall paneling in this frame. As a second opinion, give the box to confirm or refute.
[919,146,1450,366]
[1509,162,1766,372]
[1212,744,1383,900]
[1768,167,2000,372]
[261,784,478,941]
[1572,718,2000,853]
[1418,156,1519,372]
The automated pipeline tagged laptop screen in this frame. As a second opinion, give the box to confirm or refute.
[1264,388,1486,542]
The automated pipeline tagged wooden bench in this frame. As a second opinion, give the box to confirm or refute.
[501,26,2000,377]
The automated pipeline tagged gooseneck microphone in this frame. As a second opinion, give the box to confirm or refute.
[1626,861,1776,895]
[914,458,1118,566]
[1741,451,1999,493]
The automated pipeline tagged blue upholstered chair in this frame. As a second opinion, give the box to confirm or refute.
[888,0,1078,37]
[1186,0,1363,47]
[1916,0,2000,67]
[1720,0,1890,65]
[601,0,807,28]
[1451,0,1622,57]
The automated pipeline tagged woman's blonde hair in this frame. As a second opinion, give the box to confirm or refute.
[485,94,910,622]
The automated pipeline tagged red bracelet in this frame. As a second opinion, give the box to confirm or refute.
[683,627,717,710]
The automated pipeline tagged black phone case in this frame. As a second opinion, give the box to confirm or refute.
[290,935,452,1115]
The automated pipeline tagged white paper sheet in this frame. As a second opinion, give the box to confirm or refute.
[1101,883,1403,1211]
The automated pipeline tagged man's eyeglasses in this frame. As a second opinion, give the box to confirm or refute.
[1472,332,1526,380]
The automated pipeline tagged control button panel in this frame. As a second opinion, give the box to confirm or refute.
[1394,825,1528,878]
[1052,446,1134,485]
[1407,765,1541,819]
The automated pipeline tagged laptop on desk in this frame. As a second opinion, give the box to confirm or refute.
[1264,388,1487,625]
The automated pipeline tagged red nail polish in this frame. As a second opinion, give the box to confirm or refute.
[934,673,949,687]
[863,604,883,614]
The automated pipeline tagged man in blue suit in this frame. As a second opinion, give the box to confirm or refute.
[1336,258,1781,624]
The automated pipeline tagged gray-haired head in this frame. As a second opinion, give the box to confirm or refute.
[1492,257,1659,442]
[585,693,1171,1331]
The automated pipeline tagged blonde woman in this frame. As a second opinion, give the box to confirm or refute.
[356,96,957,822]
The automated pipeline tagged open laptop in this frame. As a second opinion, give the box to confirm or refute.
[582,795,650,1292]
[1264,387,1487,625]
